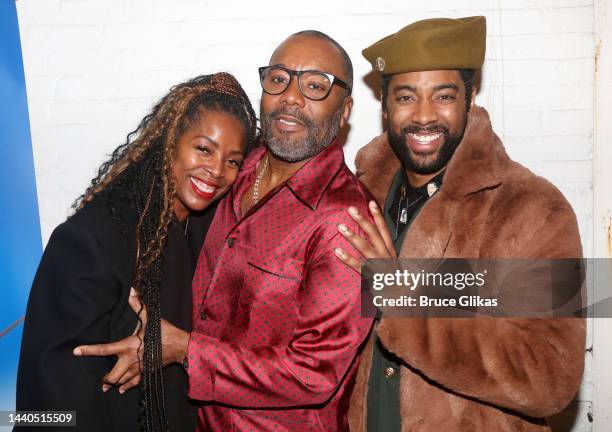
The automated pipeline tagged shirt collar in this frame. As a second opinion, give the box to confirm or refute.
[238,139,345,211]
[285,140,344,210]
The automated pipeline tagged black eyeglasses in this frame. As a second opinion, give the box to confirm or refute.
[259,65,351,101]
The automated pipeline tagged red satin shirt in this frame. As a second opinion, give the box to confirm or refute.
[187,142,374,431]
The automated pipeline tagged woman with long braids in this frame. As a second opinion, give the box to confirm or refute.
[16,72,258,431]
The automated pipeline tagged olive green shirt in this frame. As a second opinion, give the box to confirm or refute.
[367,168,444,432]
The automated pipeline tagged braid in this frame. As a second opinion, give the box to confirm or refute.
[72,72,258,432]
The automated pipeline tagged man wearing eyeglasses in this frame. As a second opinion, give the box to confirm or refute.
[147,30,371,431]
[182,30,373,431]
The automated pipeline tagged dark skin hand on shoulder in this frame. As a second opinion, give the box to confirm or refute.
[334,200,397,273]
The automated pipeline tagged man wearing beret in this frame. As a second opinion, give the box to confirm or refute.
[334,16,585,431]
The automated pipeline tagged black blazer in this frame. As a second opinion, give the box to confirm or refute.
[16,197,216,431]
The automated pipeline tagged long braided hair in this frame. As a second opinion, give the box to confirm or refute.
[72,72,258,431]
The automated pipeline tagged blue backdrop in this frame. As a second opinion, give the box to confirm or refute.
[0,0,43,412]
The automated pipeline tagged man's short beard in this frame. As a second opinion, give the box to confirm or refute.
[261,105,343,163]
[387,120,466,175]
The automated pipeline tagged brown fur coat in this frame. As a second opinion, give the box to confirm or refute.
[348,107,586,431]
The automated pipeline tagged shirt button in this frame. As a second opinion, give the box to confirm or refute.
[227,237,235,248]
[384,366,396,378]
[199,310,207,320]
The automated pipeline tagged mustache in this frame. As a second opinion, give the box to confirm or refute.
[267,107,313,127]
[402,124,449,135]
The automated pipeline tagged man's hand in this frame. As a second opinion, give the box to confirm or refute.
[73,288,190,394]
[334,200,396,274]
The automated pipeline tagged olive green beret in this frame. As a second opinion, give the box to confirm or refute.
[363,16,486,74]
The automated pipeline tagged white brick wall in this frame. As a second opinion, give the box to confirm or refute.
[593,0,612,429]
[15,0,595,244]
[16,0,599,429]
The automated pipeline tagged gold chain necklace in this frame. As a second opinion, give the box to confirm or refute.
[252,154,269,206]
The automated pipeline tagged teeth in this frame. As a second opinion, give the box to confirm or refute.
[279,118,298,126]
[190,177,215,194]
[410,133,442,143]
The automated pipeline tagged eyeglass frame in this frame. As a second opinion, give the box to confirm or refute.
[258,65,352,101]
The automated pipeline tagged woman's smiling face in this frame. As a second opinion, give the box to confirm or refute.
[172,109,246,221]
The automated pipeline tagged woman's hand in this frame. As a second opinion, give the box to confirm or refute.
[334,200,397,274]
[73,289,189,394]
